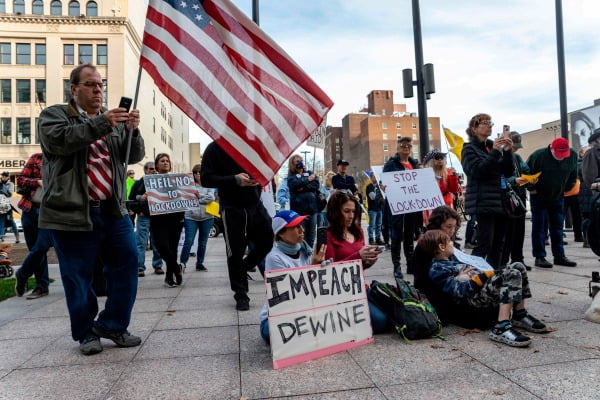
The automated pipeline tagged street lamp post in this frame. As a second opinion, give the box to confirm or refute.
[301,151,310,170]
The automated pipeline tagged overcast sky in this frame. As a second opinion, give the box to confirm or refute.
[191,0,600,160]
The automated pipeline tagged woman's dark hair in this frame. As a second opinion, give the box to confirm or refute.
[326,191,363,241]
[426,206,461,231]
[466,113,491,138]
[154,153,171,173]
[418,229,449,257]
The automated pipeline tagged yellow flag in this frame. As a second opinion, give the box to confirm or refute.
[519,172,541,186]
[443,127,465,162]
[205,201,220,218]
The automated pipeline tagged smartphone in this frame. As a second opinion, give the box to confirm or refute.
[502,124,510,138]
[118,96,132,112]
[376,245,386,252]
[316,227,327,253]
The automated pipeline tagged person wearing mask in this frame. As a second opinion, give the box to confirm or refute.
[287,154,320,247]
[461,114,514,269]
[201,141,273,311]
[383,136,421,277]
[527,137,578,268]
[38,63,143,355]
[180,164,215,272]
[129,161,164,277]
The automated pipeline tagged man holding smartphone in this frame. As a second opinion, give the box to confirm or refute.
[38,63,145,355]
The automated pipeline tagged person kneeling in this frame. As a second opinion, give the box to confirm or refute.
[421,230,550,347]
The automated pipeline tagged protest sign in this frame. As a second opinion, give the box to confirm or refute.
[380,168,444,215]
[144,173,198,215]
[306,120,327,149]
[266,260,373,369]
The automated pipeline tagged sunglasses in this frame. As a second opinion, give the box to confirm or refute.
[479,120,494,127]
[399,143,413,148]
[193,171,201,175]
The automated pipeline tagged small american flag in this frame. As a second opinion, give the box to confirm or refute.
[140,0,333,186]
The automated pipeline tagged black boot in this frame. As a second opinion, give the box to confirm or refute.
[391,239,402,277]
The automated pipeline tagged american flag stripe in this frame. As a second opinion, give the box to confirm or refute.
[87,138,113,200]
[140,0,333,186]
[142,20,296,160]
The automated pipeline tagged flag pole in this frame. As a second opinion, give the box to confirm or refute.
[442,126,454,169]
[122,66,143,207]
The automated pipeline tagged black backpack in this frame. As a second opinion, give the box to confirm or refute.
[368,279,443,342]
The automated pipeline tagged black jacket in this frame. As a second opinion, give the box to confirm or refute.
[461,137,514,215]
[288,172,319,215]
[200,142,262,208]
[383,154,418,173]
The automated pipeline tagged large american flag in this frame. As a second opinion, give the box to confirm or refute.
[140,0,334,186]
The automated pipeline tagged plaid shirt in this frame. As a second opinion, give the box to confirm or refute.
[17,152,43,213]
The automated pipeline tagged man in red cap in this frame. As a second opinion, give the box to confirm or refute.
[526,137,578,268]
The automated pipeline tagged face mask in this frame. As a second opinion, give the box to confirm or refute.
[295,161,304,169]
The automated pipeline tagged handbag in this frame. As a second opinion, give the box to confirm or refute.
[503,182,526,218]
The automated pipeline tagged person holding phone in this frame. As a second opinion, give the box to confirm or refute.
[38,63,144,355]
[287,154,320,247]
[461,114,514,269]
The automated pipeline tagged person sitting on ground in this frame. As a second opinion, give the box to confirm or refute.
[421,229,550,347]
[325,190,389,333]
[259,210,326,344]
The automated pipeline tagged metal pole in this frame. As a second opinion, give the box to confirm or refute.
[411,0,429,159]
[301,151,310,169]
[121,65,143,208]
[252,0,259,24]
[555,0,568,139]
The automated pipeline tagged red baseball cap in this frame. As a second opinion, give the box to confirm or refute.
[550,137,570,159]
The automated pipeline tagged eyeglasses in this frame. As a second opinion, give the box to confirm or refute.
[79,81,104,89]
[193,171,201,175]
[399,143,413,148]
[479,120,494,127]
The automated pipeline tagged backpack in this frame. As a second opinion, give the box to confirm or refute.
[368,279,443,342]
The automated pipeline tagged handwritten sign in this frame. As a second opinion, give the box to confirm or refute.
[453,248,493,271]
[143,173,198,215]
[380,168,444,215]
[266,260,373,369]
[306,120,327,149]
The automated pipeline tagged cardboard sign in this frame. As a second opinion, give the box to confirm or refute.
[144,173,198,215]
[380,168,444,215]
[266,260,373,369]
[306,120,327,149]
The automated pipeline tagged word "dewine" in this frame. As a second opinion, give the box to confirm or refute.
[267,264,362,308]
[277,303,367,344]
[146,175,193,190]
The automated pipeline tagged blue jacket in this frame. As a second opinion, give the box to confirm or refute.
[288,171,319,215]
[429,258,479,299]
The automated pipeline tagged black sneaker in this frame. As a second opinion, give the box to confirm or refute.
[138,270,145,277]
[553,256,577,267]
[15,274,27,297]
[154,267,164,275]
[26,287,48,300]
[535,257,553,268]
[196,264,208,271]
[489,324,531,347]
[92,326,142,348]
[512,313,550,333]
[376,239,385,246]
[79,333,103,355]
[236,298,250,311]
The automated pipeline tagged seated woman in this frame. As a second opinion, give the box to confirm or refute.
[420,229,550,347]
[324,191,388,333]
[413,206,497,328]
[259,210,326,344]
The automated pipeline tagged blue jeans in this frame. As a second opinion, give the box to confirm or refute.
[180,217,213,266]
[301,214,317,248]
[530,195,565,258]
[368,210,383,240]
[51,209,138,342]
[135,215,162,271]
[16,206,51,291]
[0,212,6,239]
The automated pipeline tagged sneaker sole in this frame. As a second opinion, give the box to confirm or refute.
[489,332,531,347]
[511,320,551,334]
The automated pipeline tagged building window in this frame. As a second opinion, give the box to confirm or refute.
[35,79,45,103]
[381,109,386,116]
[16,43,30,65]
[16,118,30,144]
[382,122,388,129]
[50,0,61,14]
[383,155,390,163]
[1,118,11,144]
[152,90,155,106]
[16,79,30,103]
[160,127,166,143]
[397,134,402,140]
[383,144,389,152]
[68,0,79,15]
[0,43,10,64]
[412,122,417,129]
[428,122,432,130]
[382,133,388,140]
[96,44,107,65]
[102,79,107,107]
[63,79,71,102]
[13,0,24,13]
[152,117,155,133]
[32,0,43,14]
[63,44,74,65]
[0,0,5,13]
[168,136,173,150]
[78,44,92,64]
[412,134,417,140]
[1,79,10,102]
[86,0,97,15]
[428,133,433,140]
[35,43,46,65]
[35,117,39,143]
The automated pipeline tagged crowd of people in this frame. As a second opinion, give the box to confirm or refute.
[7,63,599,356]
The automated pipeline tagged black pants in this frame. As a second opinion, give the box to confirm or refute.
[222,205,273,301]
[151,214,184,278]
[501,214,526,266]
[389,212,417,274]
[473,213,508,270]
[564,195,583,239]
